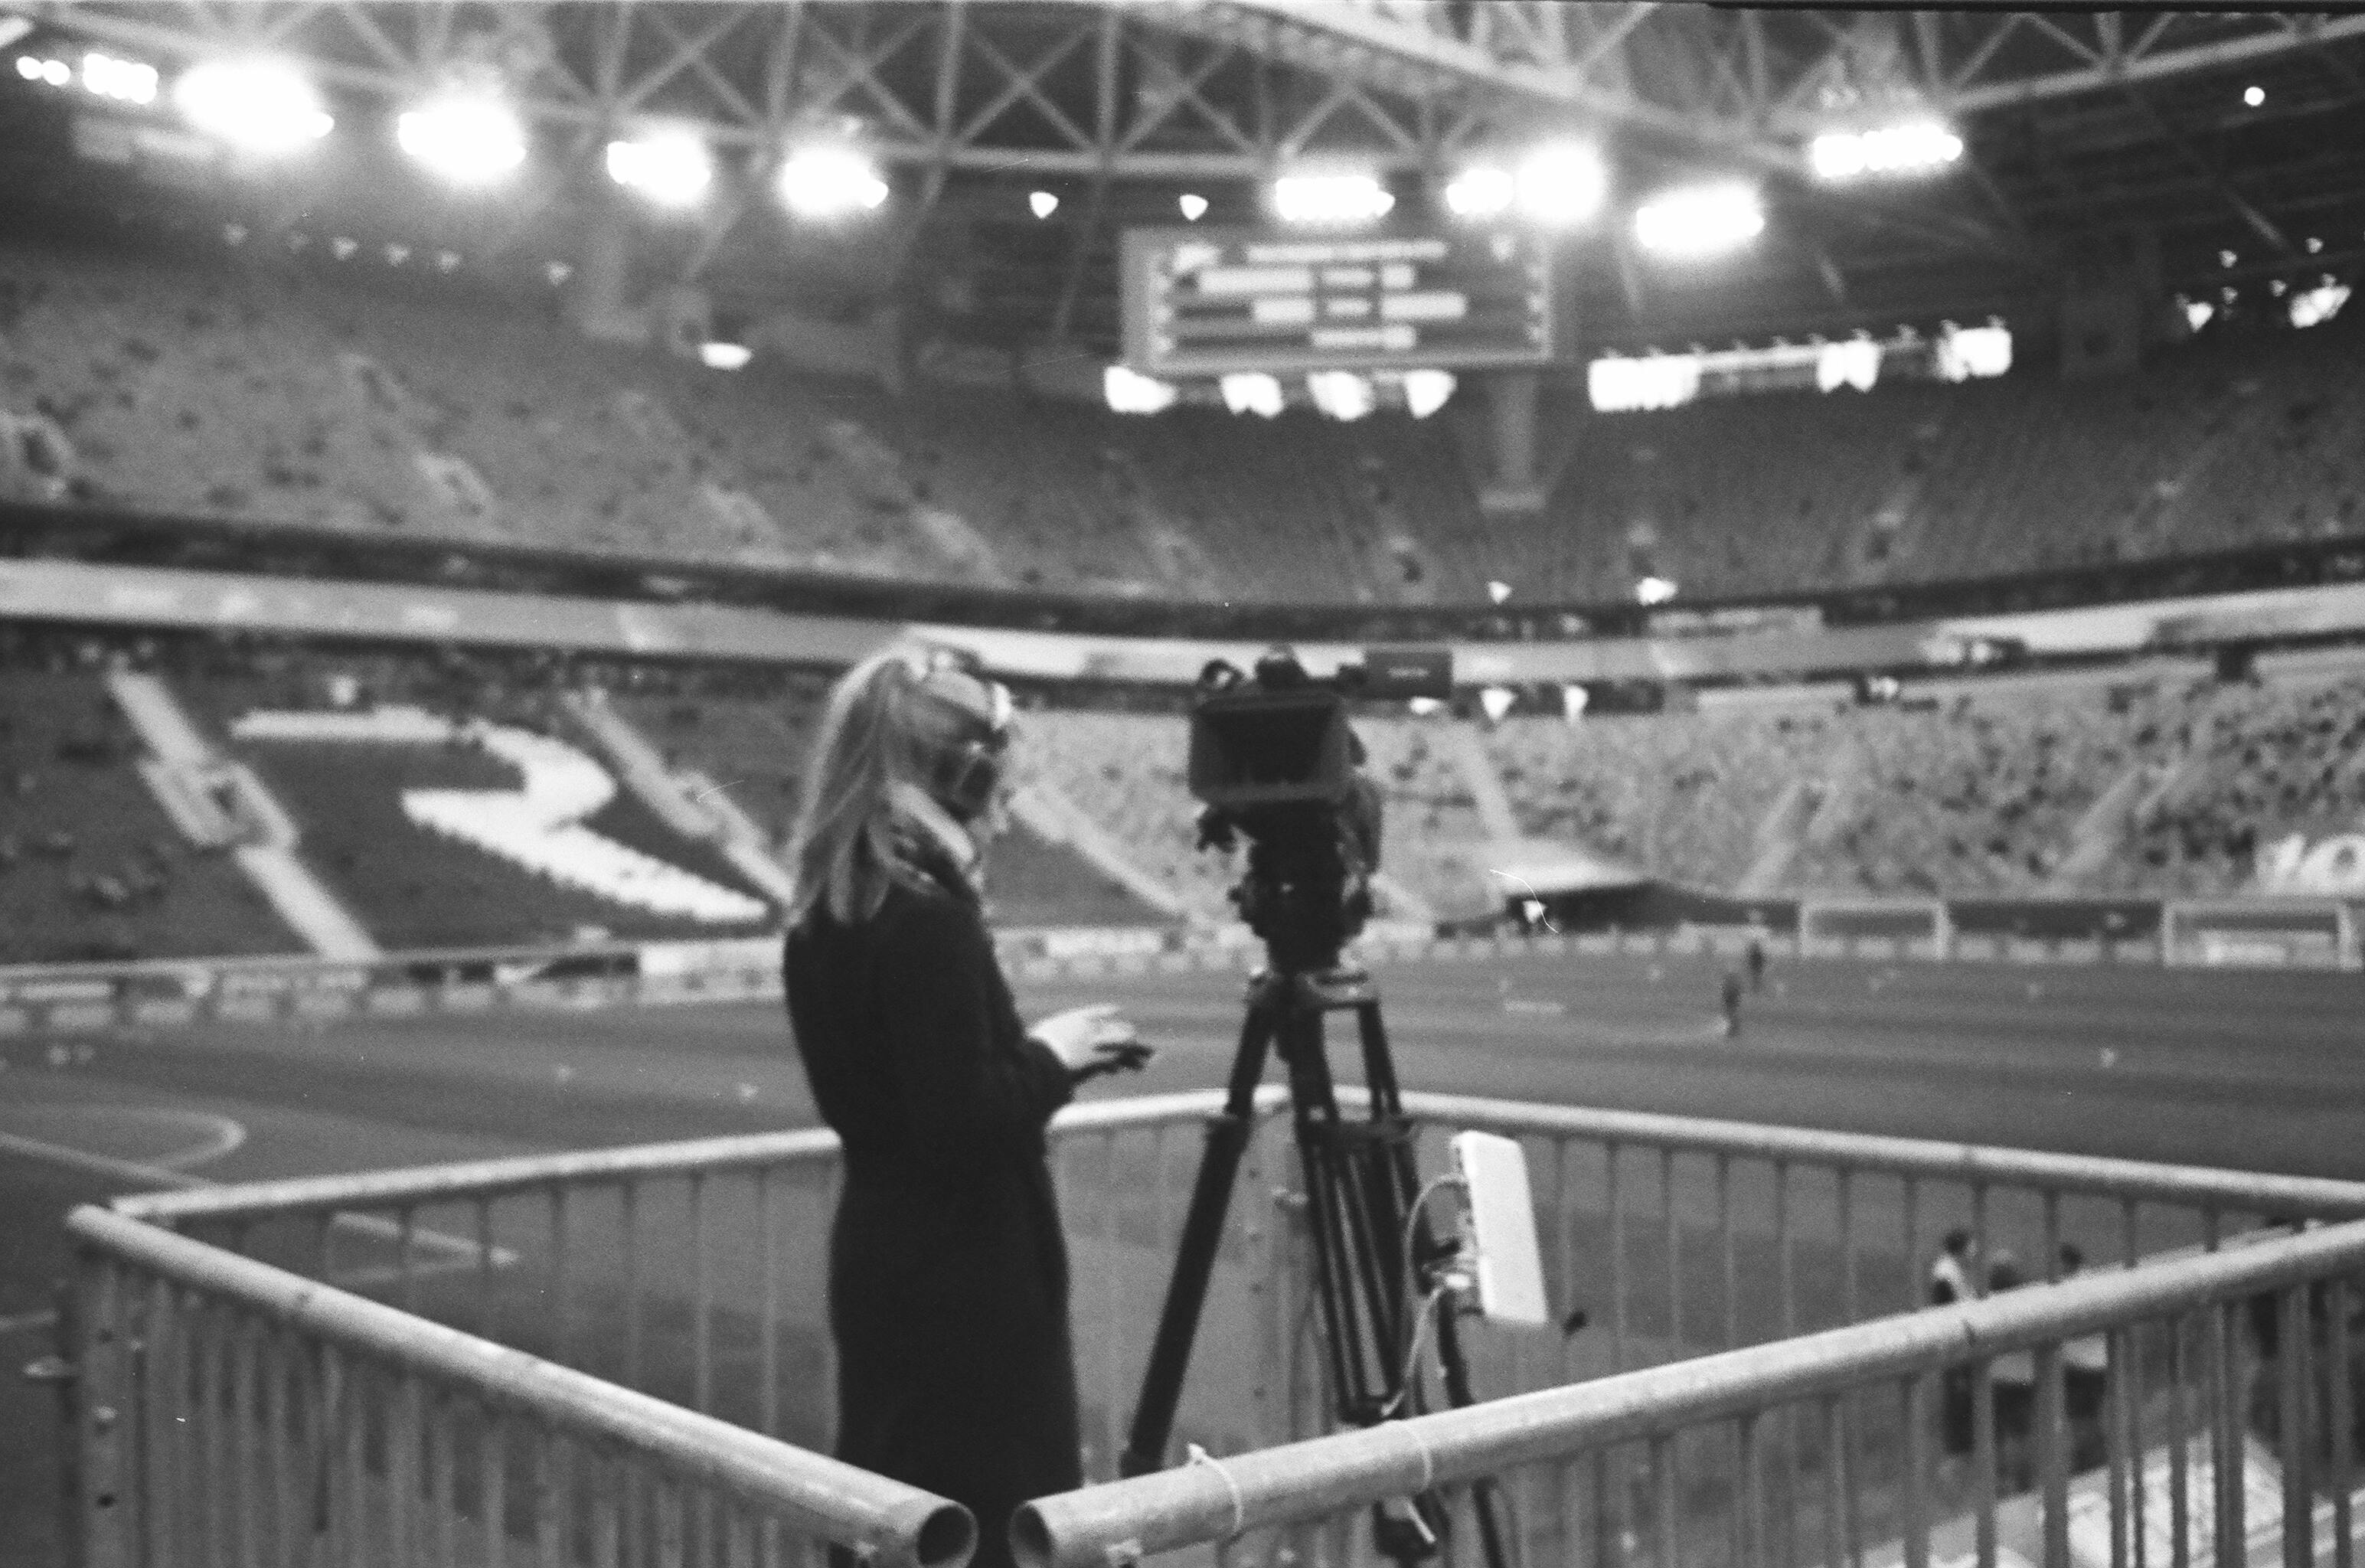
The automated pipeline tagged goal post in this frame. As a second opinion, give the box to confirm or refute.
[1797,898,1952,960]
[2161,899,2360,969]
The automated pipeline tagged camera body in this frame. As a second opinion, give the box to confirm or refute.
[1187,648,1444,971]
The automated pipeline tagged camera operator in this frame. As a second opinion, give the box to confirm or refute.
[782,647,1146,1568]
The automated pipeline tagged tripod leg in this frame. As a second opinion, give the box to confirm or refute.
[1121,987,1279,1478]
[1280,1008,1377,1422]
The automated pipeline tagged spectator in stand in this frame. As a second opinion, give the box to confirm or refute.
[780,648,1148,1568]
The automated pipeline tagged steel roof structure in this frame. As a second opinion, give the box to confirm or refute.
[15,2,2365,351]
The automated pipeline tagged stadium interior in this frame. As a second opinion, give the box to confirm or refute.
[5,5,2365,1568]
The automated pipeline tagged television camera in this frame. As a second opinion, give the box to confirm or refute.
[1187,647,1447,972]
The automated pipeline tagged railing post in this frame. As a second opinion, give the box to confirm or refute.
[68,1261,126,1568]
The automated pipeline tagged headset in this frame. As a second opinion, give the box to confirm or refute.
[903,647,1014,824]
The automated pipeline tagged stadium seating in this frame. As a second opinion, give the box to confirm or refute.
[1486,707,1838,892]
[14,232,2360,610]
[0,238,1491,604]
[1489,312,2365,604]
[2103,673,2365,896]
[0,657,296,964]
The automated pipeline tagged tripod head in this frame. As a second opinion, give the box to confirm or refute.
[1187,648,1387,975]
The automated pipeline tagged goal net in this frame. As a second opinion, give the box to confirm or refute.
[2161,899,2359,969]
[1798,898,1952,959]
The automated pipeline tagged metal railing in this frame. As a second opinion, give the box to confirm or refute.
[1017,1216,2365,1568]
[64,1089,2365,1568]
[64,1205,971,1568]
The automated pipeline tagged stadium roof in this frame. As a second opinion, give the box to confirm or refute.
[12,2,2365,350]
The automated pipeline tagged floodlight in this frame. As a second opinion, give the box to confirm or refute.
[1219,373,1283,417]
[1401,368,1455,420]
[1178,192,1208,221]
[1029,190,1059,219]
[1634,576,1679,606]
[2290,282,2349,330]
[1633,183,1764,259]
[1272,172,1393,226]
[1935,323,2012,382]
[606,132,712,207]
[398,96,528,185]
[1486,580,1512,605]
[2184,299,2215,332]
[698,342,753,371]
[1809,122,1962,181]
[1103,364,1179,415]
[81,51,157,105]
[2243,85,2265,108]
[1515,141,1606,226]
[776,145,888,218]
[175,60,334,155]
[1444,165,1515,220]
[15,54,41,81]
[1306,371,1374,421]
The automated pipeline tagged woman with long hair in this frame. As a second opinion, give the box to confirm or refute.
[782,647,1145,1568]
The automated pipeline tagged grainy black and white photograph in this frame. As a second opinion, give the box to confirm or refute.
[3,5,2364,1568]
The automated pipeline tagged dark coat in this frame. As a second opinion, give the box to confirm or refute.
[784,861,1078,1568]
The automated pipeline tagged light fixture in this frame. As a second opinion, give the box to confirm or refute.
[1401,369,1456,419]
[397,95,528,185]
[2290,282,2350,329]
[2184,299,2216,332]
[1028,190,1059,219]
[1486,580,1513,605]
[1809,122,1963,181]
[1178,192,1208,221]
[1103,364,1179,415]
[776,145,889,218]
[175,59,334,155]
[1444,165,1515,220]
[80,50,158,105]
[2244,85,2265,108]
[698,342,753,371]
[1272,172,1393,226]
[1478,688,1517,722]
[2221,250,2239,268]
[1633,183,1765,259]
[1634,577,1680,606]
[1514,140,1606,226]
[1219,373,1284,418]
[1306,371,1375,422]
[606,131,712,207]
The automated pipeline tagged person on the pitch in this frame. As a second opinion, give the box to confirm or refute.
[781,647,1148,1568]
[1721,969,1745,1037]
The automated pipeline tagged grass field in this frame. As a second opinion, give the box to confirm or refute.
[6,946,2365,1566]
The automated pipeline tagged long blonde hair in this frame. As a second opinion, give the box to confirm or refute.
[785,648,995,929]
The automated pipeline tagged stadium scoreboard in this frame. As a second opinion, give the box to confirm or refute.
[1121,227,1553,376]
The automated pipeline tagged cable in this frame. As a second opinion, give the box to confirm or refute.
[1378,1285,1450,1419]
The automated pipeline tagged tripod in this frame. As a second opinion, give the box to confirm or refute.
[1119,959,1511,1568]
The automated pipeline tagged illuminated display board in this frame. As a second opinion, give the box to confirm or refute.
[1121,227,1553,374]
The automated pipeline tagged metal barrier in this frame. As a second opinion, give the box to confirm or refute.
[65,1208,970,1568]
[64,1090,2365,1567]
[1017,1217,2365,1568]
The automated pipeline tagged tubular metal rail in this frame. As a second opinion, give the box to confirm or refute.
[59,1089,2365,1568]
